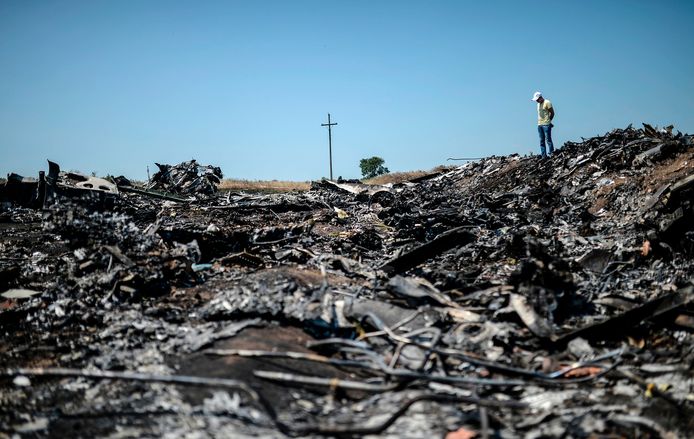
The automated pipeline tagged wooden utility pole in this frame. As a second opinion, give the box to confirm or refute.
[321,113,337,180]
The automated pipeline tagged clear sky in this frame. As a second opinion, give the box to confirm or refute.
[1,1,693,181]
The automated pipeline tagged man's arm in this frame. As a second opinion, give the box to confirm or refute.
[548,107,555,121]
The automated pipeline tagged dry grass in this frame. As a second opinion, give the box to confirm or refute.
[217,165,456,192]
[363,165,455,185]
[219,179,310,192]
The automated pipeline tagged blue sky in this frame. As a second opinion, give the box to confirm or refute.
[1,1,693,181]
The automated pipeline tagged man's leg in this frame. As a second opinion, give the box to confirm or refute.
[545,124,554,154]
[538,125,547,157]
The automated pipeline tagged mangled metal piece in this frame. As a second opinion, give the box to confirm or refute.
[147,159,223,196]
[511,293,556,339]
[45,160,118,196]
[387,275,460,308]
[1,161,120,209]
[0,173,44,208]
[343,298,440,330]
[1,288,42,299]
[576,248,614,273]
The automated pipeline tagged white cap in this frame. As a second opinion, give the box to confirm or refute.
[531,91,542,102]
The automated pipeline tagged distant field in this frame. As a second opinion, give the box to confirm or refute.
[219,166,455,192]
[363,166,454,185]
[219,179,311,192]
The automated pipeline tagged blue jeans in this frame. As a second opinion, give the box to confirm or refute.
[538,124,554,157]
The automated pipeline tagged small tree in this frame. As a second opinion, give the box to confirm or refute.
[359,156,389,179]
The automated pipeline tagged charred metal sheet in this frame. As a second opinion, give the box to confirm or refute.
[0,173,43,208]
[381,226,475,275]
[387,275,460,308]
[68,175,118,194]
[42,160,120,208]
[555,286,694,345]
[317,179,394,198]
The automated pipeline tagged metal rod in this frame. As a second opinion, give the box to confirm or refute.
[117,185,188,203]
[254,370,398,392]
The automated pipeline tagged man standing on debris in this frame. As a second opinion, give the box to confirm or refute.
[532,91,555,157]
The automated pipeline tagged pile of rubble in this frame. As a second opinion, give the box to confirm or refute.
[0,124,693,438]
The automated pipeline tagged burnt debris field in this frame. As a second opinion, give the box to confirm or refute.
[1,124,693,438]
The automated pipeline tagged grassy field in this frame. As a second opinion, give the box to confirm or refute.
[218,166,454,192]
[218,179,311,192]
[362,166,453,185]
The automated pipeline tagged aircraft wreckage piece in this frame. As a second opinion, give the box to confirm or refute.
[380,226,476,275]
[0,160,120,208]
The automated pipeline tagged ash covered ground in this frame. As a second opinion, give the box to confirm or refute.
[1,124,693,438]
